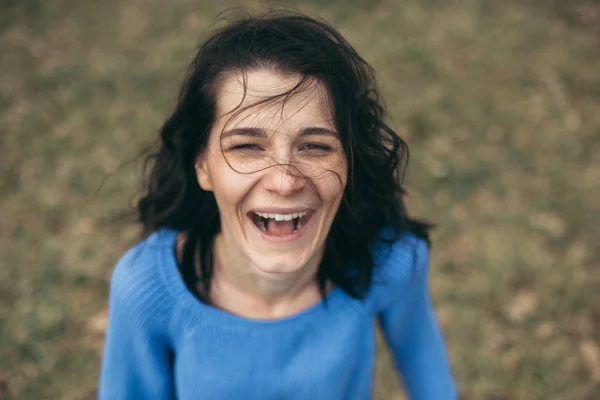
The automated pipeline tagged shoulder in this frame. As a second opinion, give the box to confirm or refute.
[368,228,430,312]
[110,231,168,297]
[108,228,178,329]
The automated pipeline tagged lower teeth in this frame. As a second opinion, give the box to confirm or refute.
[260,218,267,233]
[256,217,302,233]
[253,214,309,234]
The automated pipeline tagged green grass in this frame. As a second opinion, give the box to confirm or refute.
[1,0,599,399]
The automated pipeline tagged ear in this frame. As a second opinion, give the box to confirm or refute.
[195,155,213,192]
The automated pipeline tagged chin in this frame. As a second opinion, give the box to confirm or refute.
[249,252,312,275]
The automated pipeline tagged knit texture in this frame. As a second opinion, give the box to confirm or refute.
[98,228,456,399]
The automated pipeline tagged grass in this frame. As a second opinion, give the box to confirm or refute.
[1,0,599,398]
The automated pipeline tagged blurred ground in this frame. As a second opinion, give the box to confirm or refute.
[1,0,599,399]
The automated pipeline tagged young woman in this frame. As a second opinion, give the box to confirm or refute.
[98,11,457,400]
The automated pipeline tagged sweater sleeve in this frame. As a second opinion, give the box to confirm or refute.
[98,245,176,400]
[377,238,457,400]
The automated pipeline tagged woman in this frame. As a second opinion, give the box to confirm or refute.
[98,11,457,400]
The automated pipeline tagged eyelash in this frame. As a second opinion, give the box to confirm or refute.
[230,143,333,152]
[300,143,332,152]
[231,144,262,151]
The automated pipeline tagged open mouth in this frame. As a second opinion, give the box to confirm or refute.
[249,210,313,237]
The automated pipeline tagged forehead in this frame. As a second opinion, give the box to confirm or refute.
[214,69,334,128]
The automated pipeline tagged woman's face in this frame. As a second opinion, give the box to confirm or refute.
[196,69,347,276]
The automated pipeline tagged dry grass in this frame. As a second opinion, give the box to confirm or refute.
[1,0,599,399]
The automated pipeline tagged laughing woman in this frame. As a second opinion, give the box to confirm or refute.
[98,11,457,400]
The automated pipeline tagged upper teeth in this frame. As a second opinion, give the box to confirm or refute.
[254,211,308,221]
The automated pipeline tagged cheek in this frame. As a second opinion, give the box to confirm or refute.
[303,153,347,195]
[317,172,347,205]
[210,170,254,213]
[213,180,244,205]
[324,160,348,199]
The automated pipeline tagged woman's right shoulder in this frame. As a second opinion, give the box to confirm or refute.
[106,229,180,340]
[109,228,178,306]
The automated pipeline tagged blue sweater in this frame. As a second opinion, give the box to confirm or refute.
[98,228,456,399]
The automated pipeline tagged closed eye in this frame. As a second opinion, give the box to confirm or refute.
[231,143,263,151]
[300,143,332,152]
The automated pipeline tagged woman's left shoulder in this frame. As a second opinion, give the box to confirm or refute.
[368,228,430,310]
[374,227,429,275]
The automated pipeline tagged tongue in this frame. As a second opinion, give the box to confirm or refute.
[266,219,295,236]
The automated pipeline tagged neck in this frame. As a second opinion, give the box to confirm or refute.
[210,234,325,319]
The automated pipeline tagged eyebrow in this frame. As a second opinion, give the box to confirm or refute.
[221,126,338,140]
[298,127,338,138]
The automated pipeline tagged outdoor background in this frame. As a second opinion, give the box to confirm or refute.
[1,0,599,399]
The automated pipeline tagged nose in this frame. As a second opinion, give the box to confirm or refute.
[262,163,306,197]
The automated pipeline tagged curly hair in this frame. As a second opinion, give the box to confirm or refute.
[137,10,432,303]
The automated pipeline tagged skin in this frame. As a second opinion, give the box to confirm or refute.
[193,69,347,319]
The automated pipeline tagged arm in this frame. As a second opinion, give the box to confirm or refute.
[98,250,176,400]
[378,240,457,400]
